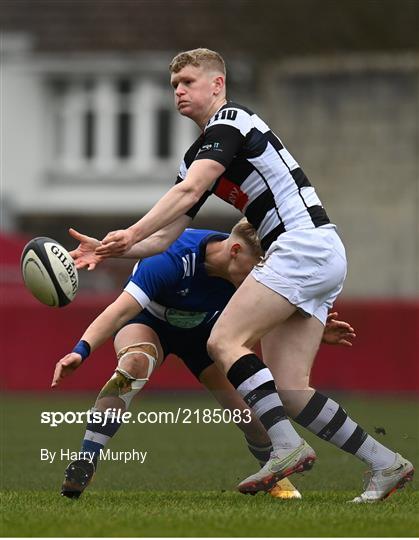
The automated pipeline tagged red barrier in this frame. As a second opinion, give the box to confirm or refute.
[0,286,201,392]
[1,285,418,392]
[310,300,419,391]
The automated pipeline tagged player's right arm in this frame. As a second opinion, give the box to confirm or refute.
[51,292,142,387]
[96,159,225,257]
[69,214,191,270]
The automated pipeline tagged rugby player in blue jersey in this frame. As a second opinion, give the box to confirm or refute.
[52,220,354,499]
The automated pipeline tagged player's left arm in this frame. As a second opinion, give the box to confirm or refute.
[70,215,192,271]
[124,214,192,259]
[96,159,225,257]
[322,312,356,347]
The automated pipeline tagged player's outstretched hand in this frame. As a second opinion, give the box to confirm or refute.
[95,228,135,257]
[323,312,356,347]
[69,228,103,271]
[51,353,83,387]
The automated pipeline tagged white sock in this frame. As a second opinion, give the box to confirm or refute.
[355,435,396,470]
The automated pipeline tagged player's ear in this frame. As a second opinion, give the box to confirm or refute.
[230,243,241,258]
[213,75,225,96]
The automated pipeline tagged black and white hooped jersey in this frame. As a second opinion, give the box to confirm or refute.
[176,101,331,251]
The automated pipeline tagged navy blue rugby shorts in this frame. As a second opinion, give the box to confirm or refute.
[119,310,218,379]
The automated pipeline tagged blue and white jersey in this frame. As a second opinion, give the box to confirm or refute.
[124,229,235,329]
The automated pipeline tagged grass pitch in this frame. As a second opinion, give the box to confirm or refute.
[1,392,418,537]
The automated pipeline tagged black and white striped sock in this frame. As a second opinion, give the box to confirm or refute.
[294,391,396,470]
[227,354,301,452]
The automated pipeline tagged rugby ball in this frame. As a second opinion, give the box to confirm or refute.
[20,237,78,307]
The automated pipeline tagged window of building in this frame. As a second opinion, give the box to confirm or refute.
[116,78,132,159]
[48,74,192,175]
[156,108,172,159]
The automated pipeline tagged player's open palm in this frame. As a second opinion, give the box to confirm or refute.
[323,312,356,347]
[51,353,83,387]
[68,228,103,271]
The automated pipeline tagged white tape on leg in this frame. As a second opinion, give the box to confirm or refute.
[114,343,158,408]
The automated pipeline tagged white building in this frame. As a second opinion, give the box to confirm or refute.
[2,36,202,221]
[1,8,418,296]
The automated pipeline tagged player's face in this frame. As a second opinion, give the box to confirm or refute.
[170,65,220,124]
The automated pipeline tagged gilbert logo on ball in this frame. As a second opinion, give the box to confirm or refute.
[20,237,78,307]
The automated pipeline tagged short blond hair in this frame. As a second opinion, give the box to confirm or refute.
[230,218,263,258]
[169,48,226,75]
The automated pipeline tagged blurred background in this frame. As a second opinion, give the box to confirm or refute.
[1,0,418,393]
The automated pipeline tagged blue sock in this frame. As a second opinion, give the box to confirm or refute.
[81,410,122,469]
[81,439,103,468]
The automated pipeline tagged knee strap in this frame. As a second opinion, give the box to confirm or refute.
[116,341,158,382]
[116,342,158,362]
[98,342,158,408]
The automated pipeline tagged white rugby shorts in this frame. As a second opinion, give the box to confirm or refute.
[251,225,347,325]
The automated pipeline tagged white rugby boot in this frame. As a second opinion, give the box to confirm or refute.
[269,477,302,499]
[351,453,414,503]
[238,439,316,494]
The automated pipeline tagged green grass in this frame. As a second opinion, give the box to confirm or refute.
[1,392,418,537]
[2,490,419,537]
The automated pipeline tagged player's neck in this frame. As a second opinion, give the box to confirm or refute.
[204,239,232,283]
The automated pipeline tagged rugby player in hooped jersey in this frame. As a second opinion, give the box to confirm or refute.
[54,220,355,499]
[85,48,412,502]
